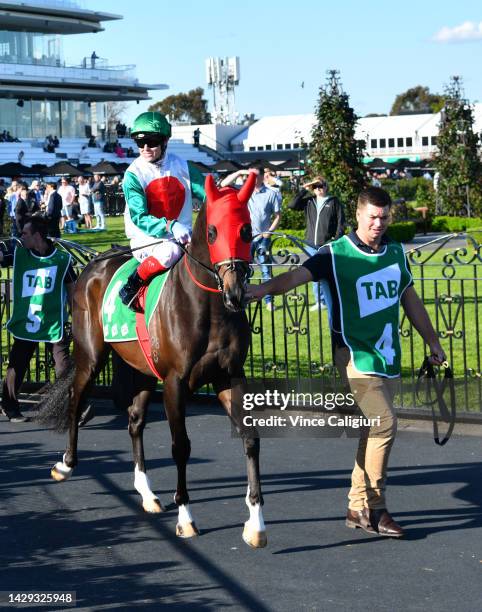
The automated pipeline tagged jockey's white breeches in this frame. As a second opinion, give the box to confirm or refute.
[131,236,183,267]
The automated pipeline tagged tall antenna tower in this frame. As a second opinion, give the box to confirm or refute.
[205,56,240,124]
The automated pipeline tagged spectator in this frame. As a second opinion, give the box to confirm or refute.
[87,135,97,148]
[52,135,59,148]
[114,141,125,158]
[6,131,21,143]
[221,165,281,311]
[193,128,200,147]
[91,51,98,69]
[0,179,6,235]
[42,182,62,238]
[6,180,19,235]
[17,150,25,164]
[264,169,283,205]
[14,186,29,235]
[288,176,345,311]
[91,173,106,230]
[77,176,92,229]
[27,180,42,213]
[57,177,75,230]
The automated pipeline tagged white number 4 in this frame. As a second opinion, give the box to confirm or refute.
[375,323,395,365]
[27,303,42,333]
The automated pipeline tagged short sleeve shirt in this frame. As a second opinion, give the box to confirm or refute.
[248,185,281,236]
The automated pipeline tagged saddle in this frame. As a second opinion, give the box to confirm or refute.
[102,258,170,379]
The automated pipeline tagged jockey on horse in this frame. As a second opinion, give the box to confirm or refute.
[119,111,206,310]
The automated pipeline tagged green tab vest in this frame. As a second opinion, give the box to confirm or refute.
[7,247,72,343]
[330,235,412,377]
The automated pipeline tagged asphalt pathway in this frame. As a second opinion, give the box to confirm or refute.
[1,400,481,611]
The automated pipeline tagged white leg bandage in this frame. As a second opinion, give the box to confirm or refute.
[245,487,265,531]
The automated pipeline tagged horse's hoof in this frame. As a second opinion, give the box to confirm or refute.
[143,498,165,513]
[242,523,267,548]
[176,522,200,538]
[50,463,72,482]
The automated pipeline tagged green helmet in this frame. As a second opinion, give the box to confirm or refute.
[131,111,172,138]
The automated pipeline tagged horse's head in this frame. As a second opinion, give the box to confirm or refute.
[205,173,256,312]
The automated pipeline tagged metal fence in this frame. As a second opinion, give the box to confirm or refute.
[1,233,481,416]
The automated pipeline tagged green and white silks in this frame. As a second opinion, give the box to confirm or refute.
[7,247,71,342]
[123,153,206,243]
[330,235,412,377]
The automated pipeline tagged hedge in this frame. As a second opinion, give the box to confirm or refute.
[431,216,482,232]
[386,222,417,242]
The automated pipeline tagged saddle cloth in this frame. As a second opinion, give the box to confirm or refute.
[102,258,170,379]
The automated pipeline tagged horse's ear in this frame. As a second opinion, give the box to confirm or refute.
[237,171,256,205]
[205,174,222,202]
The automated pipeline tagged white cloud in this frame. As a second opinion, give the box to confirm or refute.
[433,21,482,43]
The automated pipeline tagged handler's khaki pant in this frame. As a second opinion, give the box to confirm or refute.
[338,352,398,511]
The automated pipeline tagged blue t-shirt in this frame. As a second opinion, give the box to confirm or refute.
[248,185,281,236]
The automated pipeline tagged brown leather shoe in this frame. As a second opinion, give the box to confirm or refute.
[369,509,404,538]
[346,508,376,534]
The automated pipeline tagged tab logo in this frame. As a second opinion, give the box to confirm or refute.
[356,264,401,318]
[22,266,57,297]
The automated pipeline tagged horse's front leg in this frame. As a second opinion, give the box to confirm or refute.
[217,383,267,549]
[128,373,164,513]
[163,373,199,538]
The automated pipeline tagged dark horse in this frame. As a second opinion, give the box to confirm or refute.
[39,173,267,548]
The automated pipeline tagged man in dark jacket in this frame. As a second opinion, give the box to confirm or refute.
[43,182,62,238]
[14,186,29,236]
[288,176,345,310]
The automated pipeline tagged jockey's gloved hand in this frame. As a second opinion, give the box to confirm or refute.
[171,220,191,244]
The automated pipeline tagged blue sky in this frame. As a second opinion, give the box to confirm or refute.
[63,0,482,127]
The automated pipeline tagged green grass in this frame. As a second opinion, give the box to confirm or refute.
[61,215,128,252]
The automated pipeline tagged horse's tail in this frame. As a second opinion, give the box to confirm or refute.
[35,363,76,433]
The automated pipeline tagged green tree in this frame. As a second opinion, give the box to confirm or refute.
[434,76,482,216]
[390,85,445,115]
[308,70,366,222]
[149,87,211,124]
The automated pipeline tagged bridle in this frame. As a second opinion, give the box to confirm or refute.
[179,241,250,295]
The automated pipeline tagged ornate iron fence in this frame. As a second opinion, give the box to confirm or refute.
[0,233,481,416]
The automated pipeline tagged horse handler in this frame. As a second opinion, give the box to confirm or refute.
[0,216,79,423]
[246,186,446,538]
[119,111,206,310]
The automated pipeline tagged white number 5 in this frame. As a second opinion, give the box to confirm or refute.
[374,322,395,365]
[27,303,42,333]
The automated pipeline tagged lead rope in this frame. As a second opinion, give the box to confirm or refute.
[416,357,456,445]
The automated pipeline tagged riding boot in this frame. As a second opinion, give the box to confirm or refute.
[120,256,168,312]
[119,270,145,312]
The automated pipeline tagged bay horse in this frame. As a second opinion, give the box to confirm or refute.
[38,173,267,548]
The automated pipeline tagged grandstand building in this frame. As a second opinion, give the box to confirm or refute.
[228,106,482,164]
[0,0,166,140]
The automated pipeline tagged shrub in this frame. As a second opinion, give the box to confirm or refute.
[386,221,417,242]
[382,177,433,203]
[431,216,482,232]
[279,194,306,230]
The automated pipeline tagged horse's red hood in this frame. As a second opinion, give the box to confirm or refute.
[205,173,255,264]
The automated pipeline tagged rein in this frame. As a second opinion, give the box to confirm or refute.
[183,256,221,293]
[416,356,456,445]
